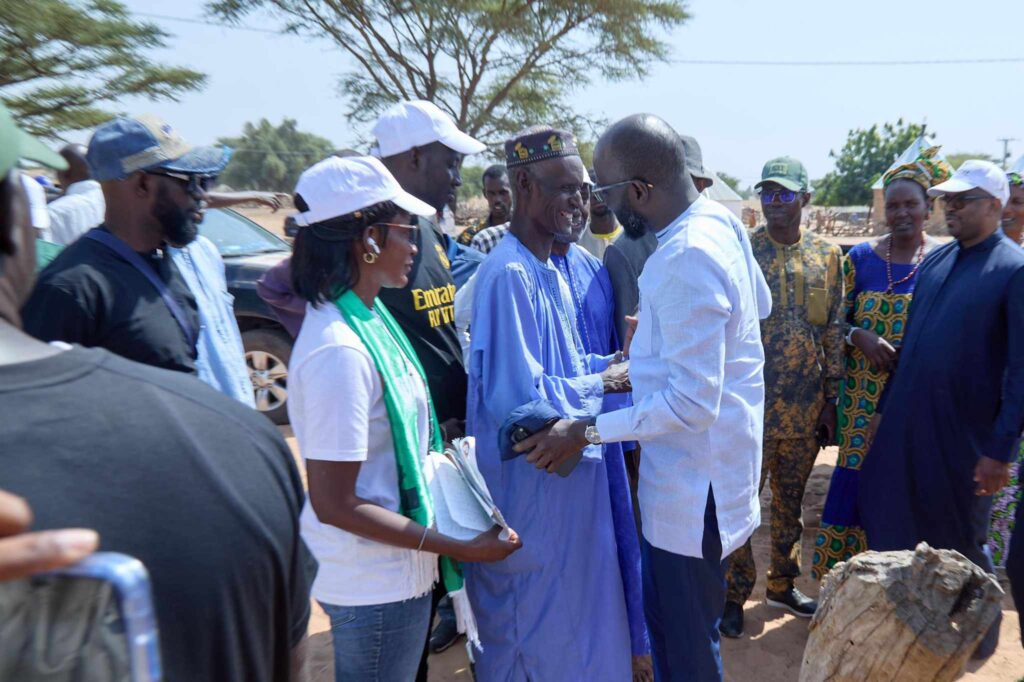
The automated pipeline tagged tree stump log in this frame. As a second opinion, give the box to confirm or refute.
[799,542,1003,682]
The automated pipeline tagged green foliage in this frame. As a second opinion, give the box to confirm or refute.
[814,120,927,207]
[208,0,689,146]
[0,0,206,139]
[217,119,335,191]
[945,151,996,170]
[716,171,749,198]
[458,165,486,203]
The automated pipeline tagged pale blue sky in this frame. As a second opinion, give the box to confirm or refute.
[105,0,1024,187]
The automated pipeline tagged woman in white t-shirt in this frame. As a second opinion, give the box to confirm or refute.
[287,156,520,682]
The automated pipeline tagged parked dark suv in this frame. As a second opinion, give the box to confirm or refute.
[34,208,294,424]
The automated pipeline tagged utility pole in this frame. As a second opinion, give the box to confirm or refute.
[998,137,1017,169]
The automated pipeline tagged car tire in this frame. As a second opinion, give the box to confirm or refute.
[242,327,292,425]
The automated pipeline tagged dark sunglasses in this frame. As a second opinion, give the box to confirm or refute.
[591,179,654,203]
[374,217,420,241]
[146,170,212,196]
[758,189,800,204]
[941,193,992,211]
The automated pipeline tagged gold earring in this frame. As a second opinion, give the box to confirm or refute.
[363,252,378,264]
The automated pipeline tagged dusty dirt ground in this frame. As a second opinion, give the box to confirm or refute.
[278,426,1023,682]
[252,205,1020,680]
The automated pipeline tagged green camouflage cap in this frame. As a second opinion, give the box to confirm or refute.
[755,156,809,193]
[0,103,67,178]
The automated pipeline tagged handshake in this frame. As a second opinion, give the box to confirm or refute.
[512,349,632,476]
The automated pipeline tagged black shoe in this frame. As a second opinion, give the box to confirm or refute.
[765,587,817,618]
[428,615,462,654]
[719,601,744,638]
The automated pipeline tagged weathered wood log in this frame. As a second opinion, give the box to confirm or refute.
[800,542,1003,682]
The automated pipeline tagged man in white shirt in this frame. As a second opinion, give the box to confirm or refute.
[21,174,53,241]
[48,144,106,245]
[515,115,771,681]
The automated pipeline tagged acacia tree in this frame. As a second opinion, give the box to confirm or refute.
[814,120,927,206]
[218,119,335,191]
[209,0,689,146]
[0,0,206,138]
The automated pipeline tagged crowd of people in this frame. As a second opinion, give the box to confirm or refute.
[1,95,1023,682]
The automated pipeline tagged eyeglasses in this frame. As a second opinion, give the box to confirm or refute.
[374,219,420,242]
[145,170,212,198]
[758,189,800,204]
[941,193,992,211]
[591,179,654,203]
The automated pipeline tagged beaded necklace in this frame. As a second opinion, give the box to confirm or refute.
[885,234,925,293]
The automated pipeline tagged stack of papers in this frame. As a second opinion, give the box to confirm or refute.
[425,437,510,541]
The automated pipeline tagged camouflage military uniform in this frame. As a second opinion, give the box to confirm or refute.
[726,227,844,604]
[456,216,490,246]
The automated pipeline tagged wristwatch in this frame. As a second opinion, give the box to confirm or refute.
[844,327,860,346]
[584,419,602,445]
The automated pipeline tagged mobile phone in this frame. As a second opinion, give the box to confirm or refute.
[0,552,162,682]
[511,425,531,444]
[509,420,582,477]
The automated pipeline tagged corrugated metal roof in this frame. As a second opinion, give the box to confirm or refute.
[703,171,744,202]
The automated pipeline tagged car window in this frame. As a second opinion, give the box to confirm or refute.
[199,209,290,257]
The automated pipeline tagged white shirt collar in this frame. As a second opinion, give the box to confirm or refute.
[655,195,706,243]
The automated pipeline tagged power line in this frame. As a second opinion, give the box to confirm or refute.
[135,12,281,35]
[671,57,1024,66]
[136,12,1024,67]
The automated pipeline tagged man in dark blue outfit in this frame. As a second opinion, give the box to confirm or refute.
[859,160,1024,659]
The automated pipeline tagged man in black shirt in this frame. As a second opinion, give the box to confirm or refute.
[372,100,488,432]
[0,105,315,682]
[22,114,230,374]
[371,100,490,671]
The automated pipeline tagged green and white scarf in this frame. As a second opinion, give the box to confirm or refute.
[333,289,464,594]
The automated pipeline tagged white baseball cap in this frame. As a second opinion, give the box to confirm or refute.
[927,159,1010,206]
[371,100,486,158]
[292,155,435,227]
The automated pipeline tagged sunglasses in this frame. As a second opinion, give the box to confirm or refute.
[758,189,801,204]
[374,218,420,242]
[146,170,212,197]
[591,179,654,203]
[941,193,992,211]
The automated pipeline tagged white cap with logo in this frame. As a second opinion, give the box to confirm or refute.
[292,155,436,227]
[371,100,486,158]
[927,159,1010,206]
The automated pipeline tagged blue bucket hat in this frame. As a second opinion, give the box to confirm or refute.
[86,114,231,182]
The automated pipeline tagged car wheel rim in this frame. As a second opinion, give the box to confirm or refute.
[246,350,287,412]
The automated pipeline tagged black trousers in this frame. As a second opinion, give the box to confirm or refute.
[642,485,726,681]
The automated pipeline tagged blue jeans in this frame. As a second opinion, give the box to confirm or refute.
[319,594,432,682]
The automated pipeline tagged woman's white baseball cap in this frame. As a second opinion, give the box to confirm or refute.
[927,159,1010,206]
[292,155,435,227]
[371,100,486,158]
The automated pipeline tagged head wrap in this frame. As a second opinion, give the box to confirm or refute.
[881,146,953,191]
[504,127,579,168]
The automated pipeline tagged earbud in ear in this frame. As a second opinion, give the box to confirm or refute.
[367,237,381,255]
